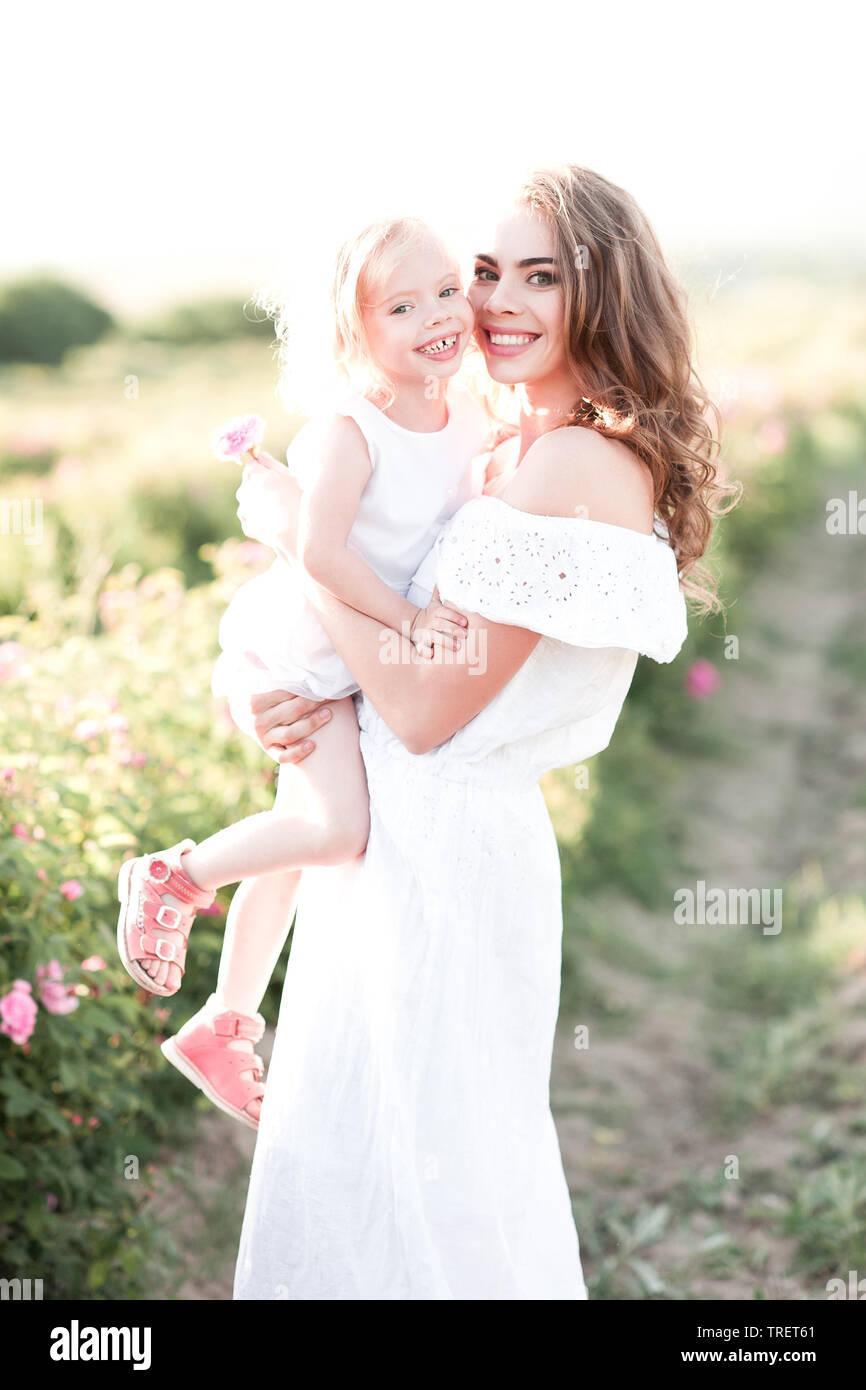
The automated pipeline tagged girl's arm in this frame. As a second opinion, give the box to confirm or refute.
[297,415,420,634]
[291,425,654,755]
[238,458,538,755]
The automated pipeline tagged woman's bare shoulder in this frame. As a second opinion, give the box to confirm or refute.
[500,425,655,532]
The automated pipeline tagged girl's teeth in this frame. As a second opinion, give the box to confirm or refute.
[420,335,457,354]
[489,333,538,345]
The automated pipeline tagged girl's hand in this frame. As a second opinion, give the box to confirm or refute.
[235,451,302,558]
[227,688,333,764]
[410,589,469,658]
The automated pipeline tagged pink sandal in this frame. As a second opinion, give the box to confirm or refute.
[160,997,266,1130]
[116,839,215,997]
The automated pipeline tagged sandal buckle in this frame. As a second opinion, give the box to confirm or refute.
[213,1014,240,1037]
[153,937,177,962]
[155,904,182,929]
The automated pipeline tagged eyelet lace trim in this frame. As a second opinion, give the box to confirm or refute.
[421,495,688,663]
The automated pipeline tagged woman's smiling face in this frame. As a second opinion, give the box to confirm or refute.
[468,206,569,388]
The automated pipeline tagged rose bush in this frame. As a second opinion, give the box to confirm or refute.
[0,539,279,1298]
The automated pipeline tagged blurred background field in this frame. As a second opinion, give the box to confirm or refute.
[1,262,865,1299]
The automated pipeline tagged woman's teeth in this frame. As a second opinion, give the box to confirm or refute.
[488,332,538,345]
[419,335,457,355]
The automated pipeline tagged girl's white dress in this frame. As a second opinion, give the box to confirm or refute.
[233,493,689,1300]
[212,388,490,702]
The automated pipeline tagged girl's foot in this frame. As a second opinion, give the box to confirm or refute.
[160,996,266,1129]
[116,839,216,997]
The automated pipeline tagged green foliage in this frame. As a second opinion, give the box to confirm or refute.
[0,277,114,367]
[782,1159,866,1279]
[134,296,276,346]
[0,546,282,1297]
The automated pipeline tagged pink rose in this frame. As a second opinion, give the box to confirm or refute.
[0,981,38,1045]
[11,823,30,840]
[0,642,29,684]
[684,658,722,699]
[36,959,64,983]
[60,880,84,901]
[81,956,106,971]
[211,413,266,463]
[757,418,788,455]
[39,981,79,1016]
[74,719,101,741]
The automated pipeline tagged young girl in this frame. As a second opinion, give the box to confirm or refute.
[116,217,490,1127]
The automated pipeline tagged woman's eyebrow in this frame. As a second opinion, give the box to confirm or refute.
[473,254,557,268]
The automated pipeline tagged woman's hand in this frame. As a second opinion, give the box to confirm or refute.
[235,450,302,558]
[227,688,333,764]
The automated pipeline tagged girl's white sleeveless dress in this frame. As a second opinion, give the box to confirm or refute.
[212,388,489,702]
[233,493,689,1300]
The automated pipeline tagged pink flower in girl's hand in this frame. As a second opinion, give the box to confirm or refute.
[212,414,266,464]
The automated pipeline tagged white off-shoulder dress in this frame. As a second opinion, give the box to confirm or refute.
[233,495,688,1301]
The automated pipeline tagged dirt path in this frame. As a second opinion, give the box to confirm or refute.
[552,465,866,1298]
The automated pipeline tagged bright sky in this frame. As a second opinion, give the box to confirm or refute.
[4,0,863,315]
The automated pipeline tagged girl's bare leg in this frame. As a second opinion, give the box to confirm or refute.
[214,870,301,1018]
[142,696,369,990]
[207,869,301,1122]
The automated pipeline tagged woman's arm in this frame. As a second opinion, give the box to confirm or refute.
[305,587,540,755]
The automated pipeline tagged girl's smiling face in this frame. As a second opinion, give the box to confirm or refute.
[361,240,474,389]
[468,207,569,388]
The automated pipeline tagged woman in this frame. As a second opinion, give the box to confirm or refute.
[227,165,732,1299]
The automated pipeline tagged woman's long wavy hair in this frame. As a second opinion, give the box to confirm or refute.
[516,165,739,614]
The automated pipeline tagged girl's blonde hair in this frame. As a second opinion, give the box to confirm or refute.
[516,165,740,614]
[332,216,447,408]
[255,216,453,417]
